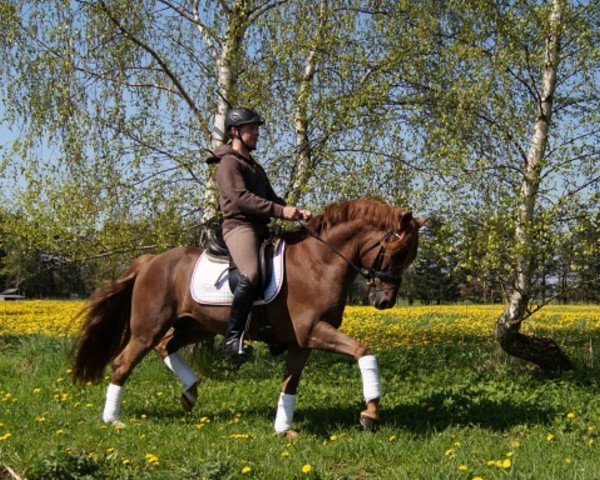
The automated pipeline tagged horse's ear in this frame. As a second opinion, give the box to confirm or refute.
[400,211,413,230]
[415,217,428,229]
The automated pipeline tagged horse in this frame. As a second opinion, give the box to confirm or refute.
[72,197,425,437]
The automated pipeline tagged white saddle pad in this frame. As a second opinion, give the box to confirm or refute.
[190,240,286,306]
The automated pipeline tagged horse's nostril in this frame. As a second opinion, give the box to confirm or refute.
[376,299,391,309]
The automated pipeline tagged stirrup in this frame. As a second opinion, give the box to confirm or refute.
[223,336,254,363]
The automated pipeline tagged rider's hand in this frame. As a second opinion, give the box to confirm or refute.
[299,209,312,221]
[282,206,311,221]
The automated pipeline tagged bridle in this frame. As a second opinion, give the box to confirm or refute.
[299,222,404,287]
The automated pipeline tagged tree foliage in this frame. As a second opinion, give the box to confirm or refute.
[0,0,598,308]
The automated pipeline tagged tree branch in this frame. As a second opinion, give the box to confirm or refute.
[98,0,204,124]
[249,0,290,24]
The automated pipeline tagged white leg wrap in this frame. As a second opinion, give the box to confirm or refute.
[102,383,123,423]
[358,355,382,403]
[274,393,297,434]
[163,353,199,390]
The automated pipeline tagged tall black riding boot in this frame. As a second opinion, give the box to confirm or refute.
[223,275,255,362]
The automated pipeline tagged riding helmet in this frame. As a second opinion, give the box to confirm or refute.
[225,107,264,131]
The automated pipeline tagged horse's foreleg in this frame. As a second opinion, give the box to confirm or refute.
[305,321,381,430]
[275,347,311,437]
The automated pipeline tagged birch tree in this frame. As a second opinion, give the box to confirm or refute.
[380,0,599,369]
[0,0,287,280]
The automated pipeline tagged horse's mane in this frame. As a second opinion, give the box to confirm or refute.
[279,197,409,243]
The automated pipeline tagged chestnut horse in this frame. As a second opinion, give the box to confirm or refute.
[73,197,424,436]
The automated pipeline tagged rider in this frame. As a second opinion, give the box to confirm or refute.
[206,107,311,362]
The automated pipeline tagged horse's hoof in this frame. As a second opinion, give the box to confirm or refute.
[180,384,198,412]
[359,413,379,432]
[283,430,298,439]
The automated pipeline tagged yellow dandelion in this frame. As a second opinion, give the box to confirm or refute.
[0,433,12,441]
[472,477,484,480]
[281,450,290,457]
[501,459,511,469]
[145,453,159,464]
[302,464,312,474]
[330,435,338,441]
[547,433,555,442]
[55,429,64,435]
[33,388,41,394]
[565,458,572,464]
[445,448,455,457]
[106,448,115,453]
[567,412,575,419]
[241,466,251,474]
[458,464,468,472]
[122,459,130,465]
[389,435,397,442]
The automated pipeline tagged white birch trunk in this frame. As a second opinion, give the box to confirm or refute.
[202,0,249,226]
[495,0,572,370]
[286,0,328,205]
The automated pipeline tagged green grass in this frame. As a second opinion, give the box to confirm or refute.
[2,332,600,479]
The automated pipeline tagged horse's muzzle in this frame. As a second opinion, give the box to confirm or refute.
[374,298,393,310]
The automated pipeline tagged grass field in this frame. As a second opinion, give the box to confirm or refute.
[1,301,600,479]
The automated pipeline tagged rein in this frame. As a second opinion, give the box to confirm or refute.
[297,221,403,286]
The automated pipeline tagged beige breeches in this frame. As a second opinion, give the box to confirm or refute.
[224,225,261,285]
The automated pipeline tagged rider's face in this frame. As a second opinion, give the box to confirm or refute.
[236,123,260,150]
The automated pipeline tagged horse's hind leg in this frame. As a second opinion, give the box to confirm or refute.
[102,336,159,425]
[154,320,215,412]
[103,314,174,424]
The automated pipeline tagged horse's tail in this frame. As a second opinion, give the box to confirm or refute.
[72,254,156,383]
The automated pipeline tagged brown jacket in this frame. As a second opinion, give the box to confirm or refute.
[206,144,286,234]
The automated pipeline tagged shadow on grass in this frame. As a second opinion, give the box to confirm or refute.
[294,395,557,437]
[119,384,557,439]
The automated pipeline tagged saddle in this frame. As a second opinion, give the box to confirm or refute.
[205,231,276,299]
[204,230,285,355]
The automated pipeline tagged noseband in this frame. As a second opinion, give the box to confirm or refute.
[300,223,404,287]
[360,230,403,286]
